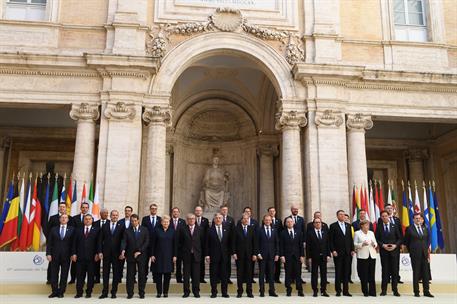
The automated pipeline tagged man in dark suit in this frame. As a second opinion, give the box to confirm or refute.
[98,209,125,299]
[171,207,186,283]
[267,207,283,284]
[306,218,331,297]
[380,204,404,284]
[120,214,149,299]
[329,210,355,297]
[93,208,109,284]
[206,212,232,298]
[177,213,204,298]
[236,206,259,228]
[194,206,209,283]
[376,210,402,296]
[118,205,133,282]
[257,214,279,297]
[46,214,76,298]
[352,209,374,232]
[69,202,90,284]
[233,213,258,298]
[280,217,305,297]
[404,213,434,298]
[141,203,161,282]
[284,205,305,234]
[219,205,235,284]
[73,214,101,298]
[306,211,329,233]
[46,202,74,284]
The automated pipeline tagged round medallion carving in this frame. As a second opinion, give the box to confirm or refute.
[210,8,243,32]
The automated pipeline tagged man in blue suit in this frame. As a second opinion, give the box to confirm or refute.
[257,214,279,297]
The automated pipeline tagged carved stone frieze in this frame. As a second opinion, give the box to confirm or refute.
[275,110,307,130]
[104,102,136,120]
[346,113,373,131]
[142,105,172,127]
[70,103,100,122]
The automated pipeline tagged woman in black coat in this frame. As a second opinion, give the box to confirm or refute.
[150,215,176,298]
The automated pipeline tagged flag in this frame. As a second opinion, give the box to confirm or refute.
[368,183,376,228]
[414,181,421,214]
[387,180,392,206]
[10,177,24,251]
[30,178,42,251]
[407,182,415,226]
[0,180,20,248]
[429,183,438,252]
[433,183,444,250]
[352,185,358,222]
[41,174,51,240]
[19,177,32,250]
[60,175,66,206]
[422,182,431,245]
[71,181,78,216]
[0,180,14,234]
[361,185,368,216]
[401,181,410,234]
[378,181,385,211]
[48,177,59,220]
[88,181,94,214]
[92,183,100,221]
[65,176,72,215]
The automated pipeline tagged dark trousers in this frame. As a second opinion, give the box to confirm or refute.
[70,260,76,281]
[126,257,147,297]
[76,259,95,296]
[175,256,183,281]
[101,256,121,296]
[50,257,71,295]
[380,250,399,292]
[311,255,328,292]
[154,273,171,295]
[259,256,275,293]
[236,255,253,295]
[183,254,201,295]
[210,259,229,295]
[411,255,430,295]
[94,260,101,282]
[284,256,302,292]
[274,259,281,281]
[225,258,232,281]
[333,253,351,293]
[47,263,51,282]
[357,257,376,296]
[199,256,206,282]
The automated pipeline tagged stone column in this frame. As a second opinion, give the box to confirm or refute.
[346,113,373,199]
[275,110,307,219]
[257,144,278,216]
[406,149,428,186]
[0,137,10,200]
[142,106,172,217]
[70,103,99,198]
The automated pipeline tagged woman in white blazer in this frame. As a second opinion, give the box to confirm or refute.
[354,220,378,297]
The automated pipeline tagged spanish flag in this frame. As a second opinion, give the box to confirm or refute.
[0,180,20,248]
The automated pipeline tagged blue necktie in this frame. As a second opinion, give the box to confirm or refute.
[243,226,247,237]
[60,226,65,240]
[267,227,271,239]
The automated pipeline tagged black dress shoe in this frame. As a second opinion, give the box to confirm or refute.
[85,294,91,298]
[163,294,168,298]
[321,292,329,297]
[94,279,101,284]
[74,294,82,298]
[251,279,256,283]
[236,294,242,298]
[398,280,404,284]
[200,280,207,283]
[156,294,161,298]
[139,295,145,299]
[247,294,254,298]
[286,291,291,297]
[414,293,420,297]
[222,294,229,298]
[99,294,108,299]
[183,293,190,298]
[68,280,75,284]
[313,292,317,297]
[57,294,64,298]
[343,292,352,297]
[393,291,401,297]
[363,293,369,297]
[194,293,200,298]
[349,280,354,284]
[424,293,434,298]
[46,281,51,285]
[380,291,387,296]
[259,292,265,297]
[269,292,278,297]
[111,294,117,299]
[336,292,341,297]
[298,291,304,297]
[127,295,133,299]
[274,280,281,284]
[48,293,58,298]
[210,294,217,298]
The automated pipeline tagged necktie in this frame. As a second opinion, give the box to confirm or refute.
[135,228,139,239]
[60,226,65,240]
[417,225,423,236]
[267,227,271,239]
[197,217,201,226]
[390,217,394,224]
[111,223,115,234]
[289,230,293,239]
[101,220,105,226]
[294,216,297,223]
[243,226,247,236]
[85,227,89,237]
[174,219,177,229]
[341,222,346,235]
[318,230,322,240]
[385,224,389,234]
[190,226,194,236]
[223,216,226,223]
[217,226,222,241]
[152,216,155,227]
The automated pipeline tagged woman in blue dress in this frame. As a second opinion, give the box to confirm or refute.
[150,215,176,298]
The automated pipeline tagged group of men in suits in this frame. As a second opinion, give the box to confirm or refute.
[45,201,434,299]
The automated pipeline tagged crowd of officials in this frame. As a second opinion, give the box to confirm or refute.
[45,202,434,299]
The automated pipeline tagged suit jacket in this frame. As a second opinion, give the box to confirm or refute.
[352,220,374,232]
[121,225,149,262]
[284,215,305,233]
[151,227,176,273]
[353,230,377,259]
[196,216,209,234]
[118,217,131,229]
[305,228,331,259]
[329,221,354,255]
[141,215,161,235]
[375,221,402,253]
[233,224,258,257]
[170,217,186,231]
[94,219,109,230]
[214,215,235,231]
[404,224,429,260]
[377,216,402,235]
[46,225,76,259]
[257,225,279,259]
[176,225,204,262]
[47,213,75,236]
[99,220,125,258]
[279,228,304,259]
[74,225,101,261]
[73,213,89,228]
[306,221,329,235]
[236,217,259,229]
[271,217,283,232]
[206,223,232,262]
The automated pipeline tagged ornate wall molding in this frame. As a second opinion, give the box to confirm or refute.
[0,67,99,78]
[69,103,100,122]
[104,102,136,121]
[142,105,172,127]
[275,110,307,130]
[146,7,304,65]
[314,109,344,128]
[346,113,373,131]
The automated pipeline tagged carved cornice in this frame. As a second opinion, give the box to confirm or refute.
[97,69,149,80]
[104,102,136,120]
[275,110,307,130]
[346,113,373,131]
[142,105,172,127]
[314,109,344,128]
[257,144,279,157]
[0,67,99,78]
[70,103,100,122]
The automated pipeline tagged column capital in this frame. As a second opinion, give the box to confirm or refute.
[405,148,429,161]
[346,113,373,131]
[275,110,307,131]
[142,105,172,127]
[314,109,344,128]
[104,102,136,121]
[257,144,279,157]
[70,103,100,122]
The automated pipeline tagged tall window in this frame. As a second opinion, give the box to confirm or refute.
[394,0,428,42]
[4,0,48,21]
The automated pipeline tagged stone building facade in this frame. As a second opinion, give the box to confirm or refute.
[0,0,456,251]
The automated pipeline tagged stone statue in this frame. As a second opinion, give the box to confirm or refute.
[198,156,230,214]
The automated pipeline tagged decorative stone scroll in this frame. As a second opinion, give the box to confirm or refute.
[70,103,100,122]
[146,7,304,65]
[104,102,136,120]
[346,113,373,131]
[314,109,344,128]
[275,110,307,130]
[142,105,173,127]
